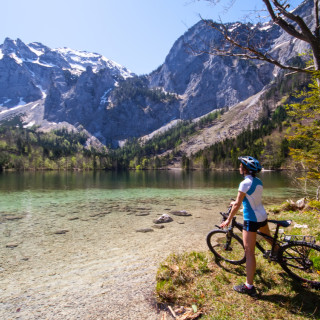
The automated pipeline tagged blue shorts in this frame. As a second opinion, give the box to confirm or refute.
[243,219,267,232]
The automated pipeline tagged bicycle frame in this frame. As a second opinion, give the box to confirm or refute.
[209,210,320,288]
[223,214,283,259]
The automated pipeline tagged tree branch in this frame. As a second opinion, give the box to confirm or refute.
[190,0,320,74]
[262,0,314,42]
[195,19,313,74]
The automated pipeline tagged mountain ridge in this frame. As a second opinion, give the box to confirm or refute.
[0,0,313,150]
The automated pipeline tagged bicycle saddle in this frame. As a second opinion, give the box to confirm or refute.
[267,220,292,228]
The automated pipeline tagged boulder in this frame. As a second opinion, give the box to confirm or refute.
[171,210,191,216]
[153,214,173,224]
[296,198,307,210]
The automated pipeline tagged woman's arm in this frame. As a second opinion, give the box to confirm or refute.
[219,191,246,228]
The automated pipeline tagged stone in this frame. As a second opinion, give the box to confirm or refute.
[136,228,154,233]
[171,210,191,216]
[54,230,69,235]
[5,215,24,221]
[135,213,150,216]
[68,217,79,221]
[152,224,165,229]
[296,198,307,210]
[153,214,173,224]
[6,243,19,248]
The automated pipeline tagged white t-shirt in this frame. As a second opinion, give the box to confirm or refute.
[239,175,267,222]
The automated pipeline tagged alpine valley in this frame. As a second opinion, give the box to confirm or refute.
[0,0,315,169]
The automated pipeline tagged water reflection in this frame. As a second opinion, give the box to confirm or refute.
[0,169,301,192]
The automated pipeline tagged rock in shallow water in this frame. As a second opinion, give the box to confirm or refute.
[152,224,165,229]
[4,214,24,221]
[136,228,154,233]
[53,230,69,235]
[6,243,19,248]
[153,214,173,224]
[171,210,191,216]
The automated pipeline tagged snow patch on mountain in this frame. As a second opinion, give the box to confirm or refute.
[9,53,24,65]
[54,47,134,78]
[36,85,47,99]
[27,44,45,57]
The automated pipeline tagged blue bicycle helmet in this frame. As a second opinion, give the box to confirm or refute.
[238,156,262,173]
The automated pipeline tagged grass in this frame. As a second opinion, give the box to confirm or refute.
[155,203,320,320]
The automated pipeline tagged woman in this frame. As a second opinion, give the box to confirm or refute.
[220,156,272,297]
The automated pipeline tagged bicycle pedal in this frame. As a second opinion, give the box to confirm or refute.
[263,251,271,259]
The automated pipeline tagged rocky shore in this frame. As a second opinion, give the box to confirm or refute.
[0,194,225,320]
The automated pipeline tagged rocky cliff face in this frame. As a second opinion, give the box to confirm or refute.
[148,20,279,119]
[0,0,314,147]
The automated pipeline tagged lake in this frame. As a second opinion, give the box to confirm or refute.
[0,170,304,320]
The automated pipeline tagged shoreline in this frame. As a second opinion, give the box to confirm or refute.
[0,190,229,320]
[0,167,292,173]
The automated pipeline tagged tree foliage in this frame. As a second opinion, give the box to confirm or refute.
[287,74,320,197]
[109,76,177,108]
[189,104,290,170]
[0,119,111,171]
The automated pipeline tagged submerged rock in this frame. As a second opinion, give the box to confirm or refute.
[152,224,165,229]
[136,228,154,233]
[171,210,192,217]
[54,229,69,235]
[4,215,24,221]
[153,214,173,224]
[6,243,19,248]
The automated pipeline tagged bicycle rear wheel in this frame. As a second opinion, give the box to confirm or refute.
[279,241,320,288]
[206,229,246,265]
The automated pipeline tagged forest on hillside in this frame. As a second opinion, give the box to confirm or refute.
[0,71,312,172]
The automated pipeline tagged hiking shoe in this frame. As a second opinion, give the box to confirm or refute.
[233,283,258,297]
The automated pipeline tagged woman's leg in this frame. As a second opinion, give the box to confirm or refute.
[258,223,272,246]
[242,230,257,286]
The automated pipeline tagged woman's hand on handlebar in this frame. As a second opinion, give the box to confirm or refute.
[219,218,231,229]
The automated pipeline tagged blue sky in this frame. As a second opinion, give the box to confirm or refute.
[1,0,301,75]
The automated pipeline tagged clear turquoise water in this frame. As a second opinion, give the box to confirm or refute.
[0,170,302,213]
[0,170,307,319]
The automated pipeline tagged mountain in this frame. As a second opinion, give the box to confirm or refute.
[0,0,313,148]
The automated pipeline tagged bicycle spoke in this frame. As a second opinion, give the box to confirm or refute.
[280,242,320,288]
[207,230,246,265]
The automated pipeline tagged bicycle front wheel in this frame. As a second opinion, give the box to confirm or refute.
[279,241,320,288]
[206,229,246,265]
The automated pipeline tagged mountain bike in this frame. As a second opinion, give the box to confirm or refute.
[206,206,320,289]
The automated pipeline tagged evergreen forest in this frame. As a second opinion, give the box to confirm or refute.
[0,71,314,173]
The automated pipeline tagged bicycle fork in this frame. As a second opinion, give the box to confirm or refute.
[224,231,233,251]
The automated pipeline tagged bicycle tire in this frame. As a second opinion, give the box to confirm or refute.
[279,241,320,288]
[207,229,246,265]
